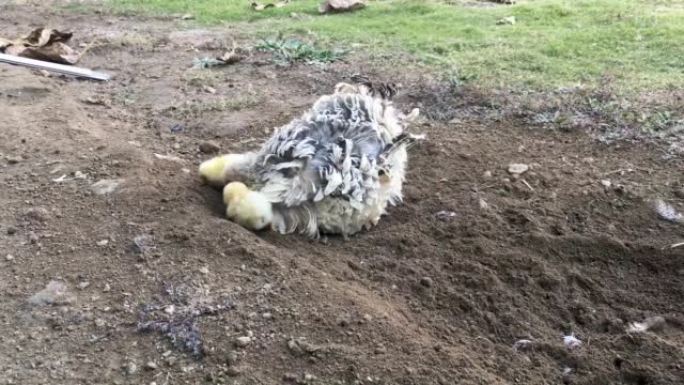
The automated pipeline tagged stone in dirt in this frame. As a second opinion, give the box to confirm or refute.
[23,207,50,223]
[235,336,252,347]
[507,163,529,175]
[199,141,220,154]
[28,280,76,306]
[420,277,434,288]
[7,155,22,164]
[91,179,124,195]
[319,0,366,14]
[627,316,666,333]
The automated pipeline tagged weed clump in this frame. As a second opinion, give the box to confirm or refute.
[256,37,345,65]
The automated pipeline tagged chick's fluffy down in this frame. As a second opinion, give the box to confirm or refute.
[228,191,273,231]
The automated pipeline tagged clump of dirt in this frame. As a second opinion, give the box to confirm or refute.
[0,3,682,385]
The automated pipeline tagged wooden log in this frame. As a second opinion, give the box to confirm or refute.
[0,52,110,81]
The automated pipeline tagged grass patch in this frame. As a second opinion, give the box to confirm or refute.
[106,0,684,91]
[255,37,346,65]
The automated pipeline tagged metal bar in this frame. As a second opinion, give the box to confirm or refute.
[0,52,110,81]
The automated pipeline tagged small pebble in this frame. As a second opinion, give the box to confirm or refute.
[674,188,684,199]
[91,179,123,195]
[145,361,158,371]
[627,316,666,333]
[563,334,582,350]
[512,339,533,352]
[124,362,138,375]
[5,254,14,261]
[28,231,39,244]
[507,163,529,175]
[6,156,21,164]
[235,336,252,347]
[6,226,17,235]
[96,239,109,247]
[29,280,75,306]
[199,141,220,154]
[225,351,239,366]
[420,277,434,288]
[77,281,90,290]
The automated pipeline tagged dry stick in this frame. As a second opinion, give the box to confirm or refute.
[602,167,653,176]
[521,179,535,191]
[78,38,98,60]
[666,241,684,250]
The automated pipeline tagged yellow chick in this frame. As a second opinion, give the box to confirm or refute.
[199,155,233,186]
[223,182,273,231]
[199,153,256,187]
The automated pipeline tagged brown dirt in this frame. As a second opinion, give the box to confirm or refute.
[1,3,683,385]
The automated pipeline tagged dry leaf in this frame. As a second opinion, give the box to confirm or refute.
[23,28,73,47]
[1,28,82,65]
[20,42,81,65]
[218,49,246,64]
[0,37,14,50]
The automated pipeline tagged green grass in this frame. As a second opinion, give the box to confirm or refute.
[108,0,684,90]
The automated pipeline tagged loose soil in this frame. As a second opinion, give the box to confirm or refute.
[1,3,683,385]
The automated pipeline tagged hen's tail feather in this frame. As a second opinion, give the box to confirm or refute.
[271,203,319,238]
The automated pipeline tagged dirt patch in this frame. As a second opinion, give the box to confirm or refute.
[1,3,683,385]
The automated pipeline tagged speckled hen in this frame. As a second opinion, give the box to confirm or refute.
[199,81,424,237]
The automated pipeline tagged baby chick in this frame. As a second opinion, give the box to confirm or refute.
[223,182,273,231]
[199,153,257,187]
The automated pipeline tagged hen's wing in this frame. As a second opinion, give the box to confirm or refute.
[257,93,391,209]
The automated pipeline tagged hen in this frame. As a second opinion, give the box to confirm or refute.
[199,80,424,237]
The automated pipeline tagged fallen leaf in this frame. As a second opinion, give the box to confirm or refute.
[217,49,246,64]
[23,28,73,47]
[1,28,82,65]
[20,42,81,65]
[0,37,13,50]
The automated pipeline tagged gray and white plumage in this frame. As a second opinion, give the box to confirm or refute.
[204,82,423,237]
